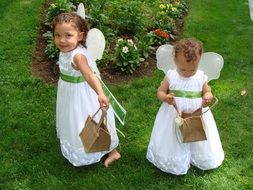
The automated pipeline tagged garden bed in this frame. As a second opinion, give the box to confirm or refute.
[32,0,188,84]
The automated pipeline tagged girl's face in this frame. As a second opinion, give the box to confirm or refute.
[174,52,200,78]
[54,22,83,52]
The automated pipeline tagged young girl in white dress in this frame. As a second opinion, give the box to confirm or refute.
[52,13,120,167]
[146,39,224,175]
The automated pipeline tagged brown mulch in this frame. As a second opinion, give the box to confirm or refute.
[99,55,157,84]
[32,0,59,84]
[32,1,186,85]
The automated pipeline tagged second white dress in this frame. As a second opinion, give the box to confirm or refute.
[146,70,224,175]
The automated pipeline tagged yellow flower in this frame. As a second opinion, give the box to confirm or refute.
[160,11,165,15]
[172,7,177,12]
[159,4,166,9]
[167,4,172,9]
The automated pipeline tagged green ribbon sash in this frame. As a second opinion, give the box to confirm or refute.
[170,90,202,98]
[60,72,126,125]
[60,73,85,83]
[98,78,126,125]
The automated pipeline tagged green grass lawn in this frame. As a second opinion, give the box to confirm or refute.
[0,0,252,189]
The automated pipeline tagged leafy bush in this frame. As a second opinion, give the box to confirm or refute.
[154,0,189,36]
[114,38,141,74]
[154,17,174,35]
[158,0,188,21]
[45,0,75,26]
[44,0,76,60]
[135,32,155,59]
[84,1,108,28]
[43,31,59,60]
[106,1,145,35]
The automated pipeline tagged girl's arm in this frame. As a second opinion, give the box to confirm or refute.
[73,53,109,109]
[202,82,213,107]
[157,77,175,105]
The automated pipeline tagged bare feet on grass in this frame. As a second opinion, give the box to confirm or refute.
[104,149,121,167]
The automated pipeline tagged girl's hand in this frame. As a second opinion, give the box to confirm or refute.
[98,94,109,110]
[165,93,175,106]
[202,92,213,107]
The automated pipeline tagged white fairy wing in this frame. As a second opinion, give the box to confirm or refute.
[156,44,224,81]
[156,44,176,74]
[77,3,105,62]
[77,3,85,19]
[86,28,106,62]
[198,52,224,82]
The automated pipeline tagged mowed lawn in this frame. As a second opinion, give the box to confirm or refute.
[0,0,252,189]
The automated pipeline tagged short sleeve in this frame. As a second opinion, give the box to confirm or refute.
[203,73,208,82]
[165,69,173,81]
[71,46,87,65]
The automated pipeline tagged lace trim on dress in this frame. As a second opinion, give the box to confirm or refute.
[58,128,119,167]
[60,138,119,167]
[147,148,190,175]
[191,152,224,170]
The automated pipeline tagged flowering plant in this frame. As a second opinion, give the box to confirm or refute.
[153,28,172,45]
[154,0,188,35]
[45,0,75,26]
[155,28,169,39]
[114,38,141,74]
[158,0,188,20]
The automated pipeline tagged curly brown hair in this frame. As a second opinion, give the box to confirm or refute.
[174,38,203,63]
[52,12,89,47]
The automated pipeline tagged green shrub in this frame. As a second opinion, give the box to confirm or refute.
[84,1,108,28]
[106,1,145,35]
[45,0,75,26]
[114,38,141,74]
[154,0,188,35]
[135,32,155,59]
[43,0,76,60]
[43,31,59,60]
[158,0,188,21]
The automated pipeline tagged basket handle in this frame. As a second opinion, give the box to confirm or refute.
[173,96,218,116]
[97,108,107,128]
[90,107,107,127]
[91,108,101,119]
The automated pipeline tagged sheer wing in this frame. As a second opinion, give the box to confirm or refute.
[156,44,176,74]
[77,3,85,19]
[76,3,105,71]
[198,52,224,82]
[156,44,224,81]
[86,28,106,62]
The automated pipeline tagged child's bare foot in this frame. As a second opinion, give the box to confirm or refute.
[104,149,121,167]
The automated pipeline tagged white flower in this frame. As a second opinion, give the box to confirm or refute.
[127,39,134,46]
[175,115,184,126]
[122,46,129,53]
[117,38,123,42]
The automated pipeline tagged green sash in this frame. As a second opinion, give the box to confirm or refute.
[170,90,202,98]
[60,72,126,125]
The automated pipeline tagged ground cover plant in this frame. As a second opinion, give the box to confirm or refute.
[0,0,252,189]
